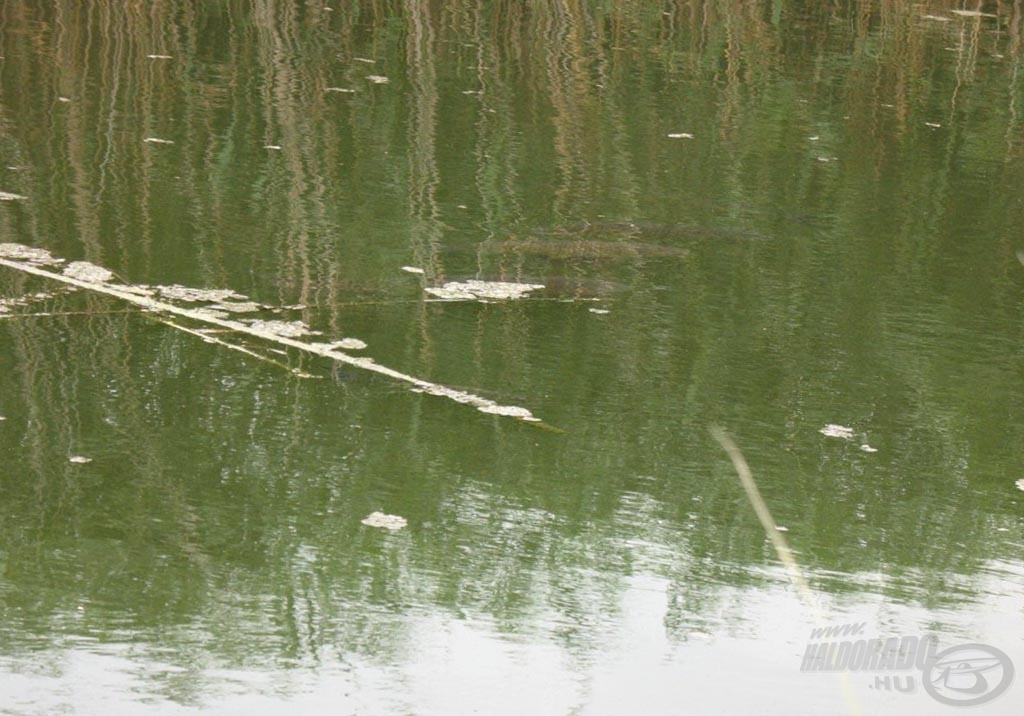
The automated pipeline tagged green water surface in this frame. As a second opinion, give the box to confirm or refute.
[1,2,1023,714]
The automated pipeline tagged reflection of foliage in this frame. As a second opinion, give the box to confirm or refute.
[0,0,1023,689]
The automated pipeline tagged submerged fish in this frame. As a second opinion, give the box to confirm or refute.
[476,236,689,260]
[537,275,626,298]
[530,220,763,242]
[469,220,761,261]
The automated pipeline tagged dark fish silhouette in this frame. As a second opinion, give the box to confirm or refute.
[530,220,763,241]
[476,236,689,260]
[471,220,762,261]
[533,275,627,298]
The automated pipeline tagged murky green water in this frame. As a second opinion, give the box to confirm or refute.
[1,2,1023,714]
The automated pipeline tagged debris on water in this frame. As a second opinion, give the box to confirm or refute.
[264,145,282,150]
[332,338,367,350]
[950,9,996,18]
[1015,479,1024,492]
[58,97,71,103]
[1,243,546,425]
[354,57,376,64]
[111,284,155,296]
[242,319,320,338]
[424,280,545,301]
[477,404,537,420]
[667,132,694,139]
[366,75,390,84]
[819,424,855,440]
[588,308,610,315]
[0,415,6,421]
[400,266,425,274]
[424,286,481,300]
[860,444,878,453]
[156,285,246,303]
[63,261,114,283]
[0,191,27,201]
[924,122,942,128]
[143,137,175,145]
[69,456,93,464]
[208,300,262,313]
[0,243,64,265]
[361,511,407,530]
[775,525,789,532]
[414,383,477,403]
[147,54,173,59]
[0,290,66,312]
[325,87,356,93]
[816,156,837,163]
[192,307,231,321]
[309,337,368,352]
[413,383,542,421]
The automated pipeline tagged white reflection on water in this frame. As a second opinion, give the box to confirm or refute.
[3,567,1021,715]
